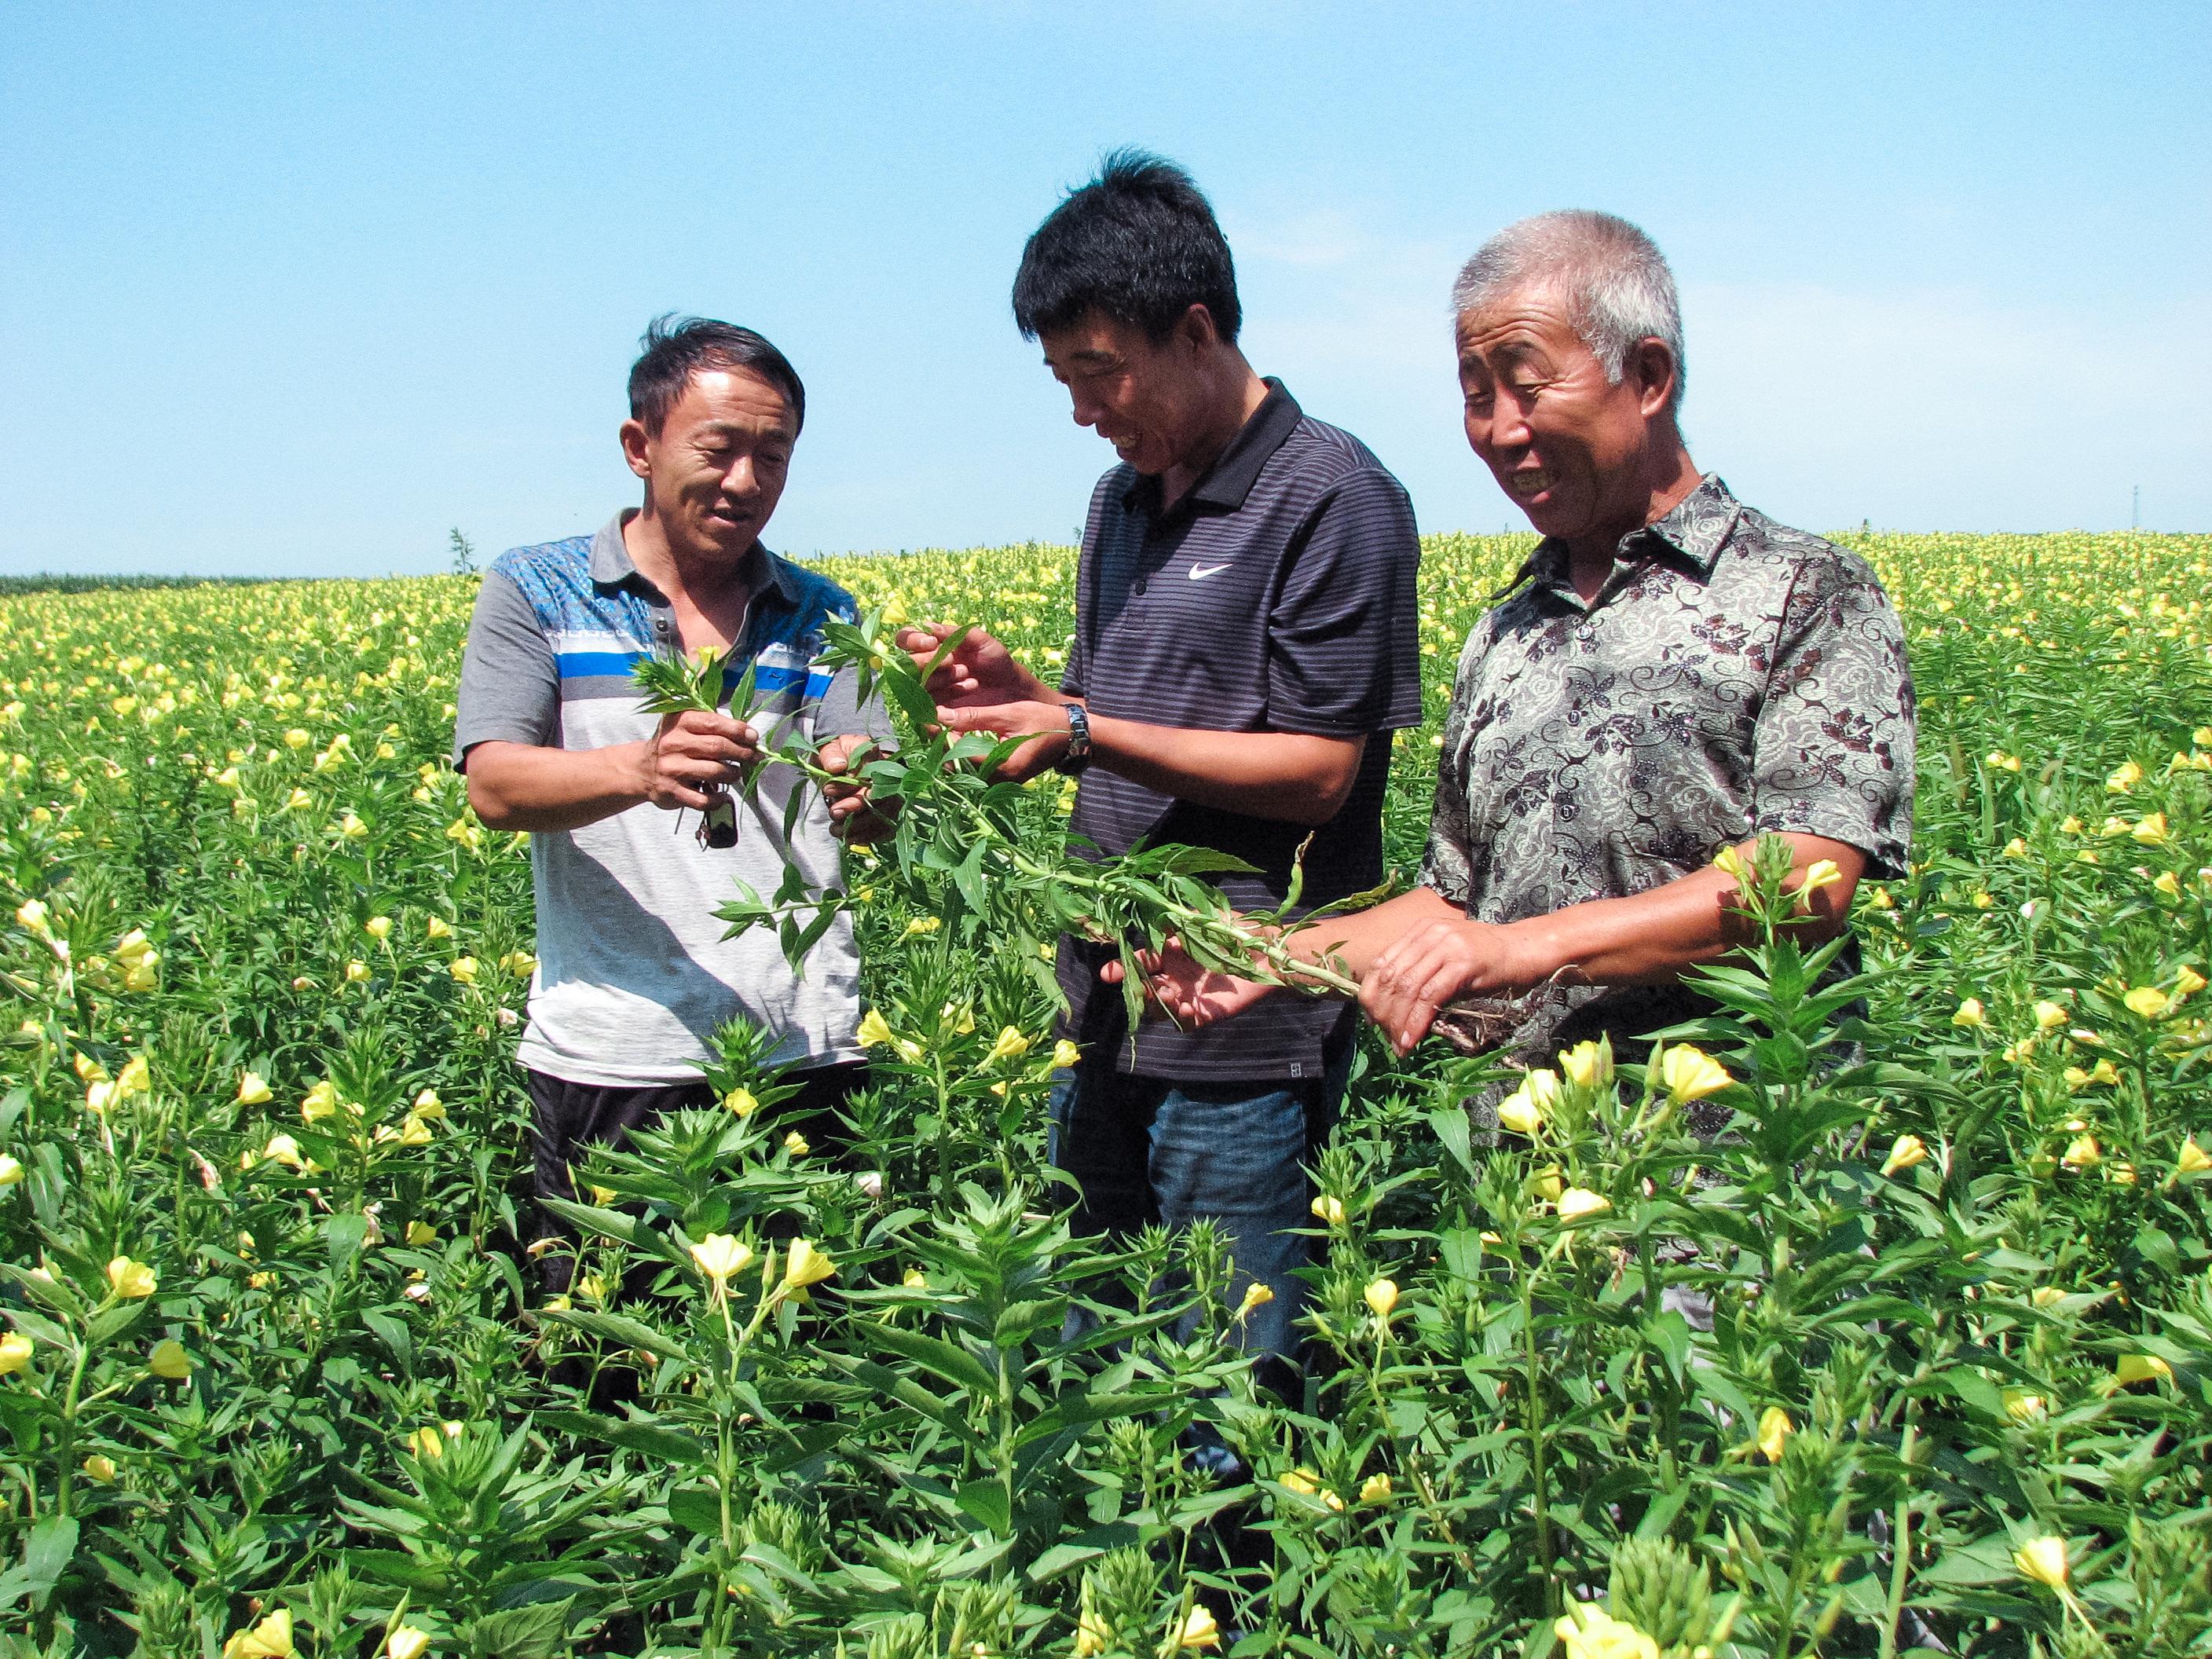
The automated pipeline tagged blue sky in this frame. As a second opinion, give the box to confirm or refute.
[2,2,2207,577]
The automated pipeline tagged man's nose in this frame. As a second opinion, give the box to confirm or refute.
[1068,388,1103,429]
[1470,398,1529,459]
[722,456,760,496]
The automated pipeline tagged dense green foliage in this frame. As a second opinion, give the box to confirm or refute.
[0,531,2205,1658]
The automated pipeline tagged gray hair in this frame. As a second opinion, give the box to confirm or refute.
[1450,211,1684,410]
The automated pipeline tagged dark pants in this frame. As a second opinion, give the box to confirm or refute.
[1046,1027,1352,1374]
[523,1062,866,1287]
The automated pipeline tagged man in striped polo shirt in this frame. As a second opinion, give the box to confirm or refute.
[454,317,884,1280]
[902,153,1423,1374]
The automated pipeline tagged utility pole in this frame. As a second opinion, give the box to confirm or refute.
[2132,485,2140,531]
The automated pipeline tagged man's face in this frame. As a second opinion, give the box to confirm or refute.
[1038,311,1215,477]
[1455,289,1663,546]
[623,368,797,564]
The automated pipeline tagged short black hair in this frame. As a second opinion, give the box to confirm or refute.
[1012,148,1241,345]
[628,314,805,438]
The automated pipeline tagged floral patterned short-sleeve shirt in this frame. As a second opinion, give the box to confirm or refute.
[1421,474,1914,1072]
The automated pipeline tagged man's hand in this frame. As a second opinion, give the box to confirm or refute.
[934,701,1073,783]
[638,709,761,811]
[819,734,896,844]
[895,623,1055,708]
[1361,915,1540,1057]
[1101,938,1276,1028]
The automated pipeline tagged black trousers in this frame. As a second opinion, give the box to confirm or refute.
[522,1062,867,1287]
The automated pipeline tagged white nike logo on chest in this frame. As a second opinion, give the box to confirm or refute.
[1187,562,1233,580]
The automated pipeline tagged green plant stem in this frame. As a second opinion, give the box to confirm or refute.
[1518,1263,1557,1616]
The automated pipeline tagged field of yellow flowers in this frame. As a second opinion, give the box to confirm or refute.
[0,529,2205,1659]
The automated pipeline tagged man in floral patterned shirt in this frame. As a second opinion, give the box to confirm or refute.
[1133,211,1914,1088]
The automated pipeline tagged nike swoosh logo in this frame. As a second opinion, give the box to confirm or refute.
[1188,562,1233,580]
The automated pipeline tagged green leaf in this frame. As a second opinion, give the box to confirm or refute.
[0,1514,77,1612]
[540,1309,691,1364]
[540,1407,708,1467]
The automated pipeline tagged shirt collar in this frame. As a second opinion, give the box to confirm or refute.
[1122,378,1303,518]
[589,509,797,609]
[1517,473,1739,598]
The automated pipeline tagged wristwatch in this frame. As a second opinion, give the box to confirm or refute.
[1057,703,1093,775]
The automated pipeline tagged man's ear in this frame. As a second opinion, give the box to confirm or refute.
[1177,302,1222,355]
[619,418,652,481]
[1633,339,1678,419]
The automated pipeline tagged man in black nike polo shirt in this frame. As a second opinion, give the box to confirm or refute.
[899,152,1421,1371]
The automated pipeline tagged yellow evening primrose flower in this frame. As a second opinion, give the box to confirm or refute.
[2175,965,2207,998]
[688,1232,755,1296]
[2031,1285,2067,1308]
[386,1629,431,1659]
[1559,1038,1613,1089]
[1360,1471,1393,1503]
[344,960,369,983]
[2014,1536,2071,1591]
[1712,844,1746,881]
[1235,1281,1274,1320]
[2001,837,2028,857]
[299,1079,336,1122]
[783,1130,810,1157]
[2123,986,2171,1020]
[106,1256,157,1298]
[2034,1000,2068,1031]
[2131,811,2170,844]
[263,1133,307,1169]
[1797,857,1844,903]
[282,729,311,749]
[0,1155,20,1188]
[1278,1467,1320,1496]
[2003,1389,2046,1423]
[855,1008,895,1049]
[0,1332,35,1375]
[1881,1134,1928,1176]
[902,915,940,937]
[1310,1194,1346,1228]
[1553,1602,1661,1659]
[781,1238,837,1290]
[1496,1084,1546,1137]
[724,1087,758,1117]
[1756,1405,1794,1463]
[148,1339,191,1379]
[2061,1134,2102,1170]
[364,914,391,940]
[236,1071,273,1105]
[1557,1188,1611,1223]
[1174,1604,1221,1650]
[986,1025,1033,1064]
[405,1222,436,1247]
[448,956,478,984]
[115,1056,150,1098]
[1952,998,1987,1027]
[2115,1353,2171,1386]
[1658,1043,1731,1103]
[411,1090,444,1118]
[1364,1278,1399,1320]
[903,1267,928,1290]
[425,914,453,939]
[1052,1038,1081,1068]
[82,1454,119,1483]
[2176,1136,2211,1177]
[500,950,537,977]
[2106,760,2142,792]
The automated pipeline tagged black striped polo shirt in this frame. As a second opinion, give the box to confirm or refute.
[1056,379,1423,1081]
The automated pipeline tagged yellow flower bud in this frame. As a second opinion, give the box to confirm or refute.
[1557,1188,1611,1223]
[105,1256,157,1298]
[1755,1405,1793,1463]
[1881,1134,1928,1177]
[1051,1038,1081,1069]
[782,1238,837,1290]
[1309,1194,1346,1228]
[82,1454,118,1483]
[0,1332,35,1375]
[236,1071,273,1105]
[1363,1278,1399,1320]
[2123,985,2171,1020]
[148,1339,191,1380]
[1658,1042,1731,1103]
[1951,998,1986,1028]
[1359,1472,1393,1503]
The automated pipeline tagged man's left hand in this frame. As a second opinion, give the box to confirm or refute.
[1361,916,1537,1057]
[819,734,897,844]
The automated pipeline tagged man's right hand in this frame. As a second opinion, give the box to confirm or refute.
[1102,938,1276,1028]
[635,709,762,811]
[895,624,1053,707]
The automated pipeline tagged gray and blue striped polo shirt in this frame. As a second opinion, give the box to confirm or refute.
[454,513,877,1086]
[1057,380,1423,1081]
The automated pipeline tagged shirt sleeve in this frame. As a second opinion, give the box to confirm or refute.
[452,569,558,768]
[811,663,896,744]
[1417,627,1482,909]
[1749,548,1916,878]
[1264,468,1424,737]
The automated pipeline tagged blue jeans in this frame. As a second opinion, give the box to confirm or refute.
[1047,1032,1353,1369]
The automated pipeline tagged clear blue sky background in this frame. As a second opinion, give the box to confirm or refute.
[3,2,2207,577]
